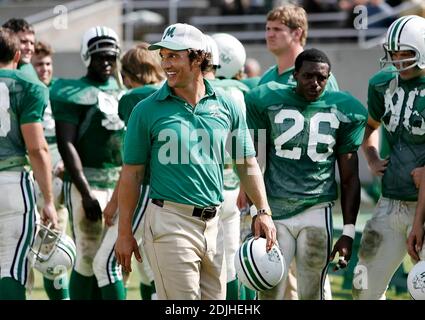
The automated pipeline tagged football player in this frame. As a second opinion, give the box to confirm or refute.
[31,40,70,300]
[2,18,38,81]
[0,28,58,300]
[353,15,425,300]
[51,26,125,300]
[244,4,338,299]
[246,48,367,300]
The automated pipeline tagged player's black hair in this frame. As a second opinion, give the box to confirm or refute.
[294,48,331,72]
[2,18,34,34]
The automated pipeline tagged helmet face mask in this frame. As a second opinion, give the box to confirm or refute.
[29,224,76,280]
[380,15,425,73]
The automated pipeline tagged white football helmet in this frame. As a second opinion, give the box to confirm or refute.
[80,26,121,67]
[407,260,425,300]
[235,237,284,291]
[380,15,425,71]
[28,224,76,280]
[204,34,220,67]
[212,33,246,79]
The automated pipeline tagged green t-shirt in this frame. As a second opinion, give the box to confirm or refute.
[246,82,367,219]
[124,79,255,207]
[118,84,161,125]
[240,76,260,90]
[368,69,425,201]
[0,69,48,169]
[51,76,125,188]
[259,65,340,92]
[18,63,40,83]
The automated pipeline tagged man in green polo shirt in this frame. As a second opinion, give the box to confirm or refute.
[0,28,58,300]
[246,49,367,300]
[115,23,276,300]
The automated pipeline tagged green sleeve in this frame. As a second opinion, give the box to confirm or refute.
[367,81,384,122]
[19,82,49,124]
[123,104,150,165]
[327,73,339,92]
[245,89,269,145]
[336,97,368,154]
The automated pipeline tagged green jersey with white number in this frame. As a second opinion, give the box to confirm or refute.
[368,69,425,201]
[246,82,367,219]
[259,65,340,92]
[0,69,48,170]
[51,76,125,188]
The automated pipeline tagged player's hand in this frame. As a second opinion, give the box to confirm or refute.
[82,194,102,222]
[237,189,249,210]
[103,198,118,227]
[251,214,276,252]
[330,235,353,271]
[368,157,389,176]
[407,223,424,262]
[411,167,424,189]
[115,234,141,273]
[41,200,59,230]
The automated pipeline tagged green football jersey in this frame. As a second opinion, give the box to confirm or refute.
[246,82,367,219]
[51,76,125,188]
[259,65,340,91]
[118,84,161,125]
[368,69,425,201]
[124,79,255,207]
[0,69,48,170]
[240,76,260,90]
[42,78,58,145]
[18,63,40,83]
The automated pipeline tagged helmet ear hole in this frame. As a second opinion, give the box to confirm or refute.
[28,224,76,280]
[234,237,285,292]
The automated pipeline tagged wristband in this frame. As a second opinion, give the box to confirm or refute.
[342,224,355,239]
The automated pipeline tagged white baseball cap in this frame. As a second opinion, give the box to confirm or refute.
[149,23,207,51]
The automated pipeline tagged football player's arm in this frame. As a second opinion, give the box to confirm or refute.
[21,122,58,228]
[407,170,425,262]
[361,116,388,176]
[235,157,276,252]
[116,164,145,272]
[55,121,102,221]
[329,152,360,269]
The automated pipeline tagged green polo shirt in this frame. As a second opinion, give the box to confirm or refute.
[124,79,255,207]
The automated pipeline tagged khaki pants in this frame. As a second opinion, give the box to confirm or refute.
[143,200,226,300]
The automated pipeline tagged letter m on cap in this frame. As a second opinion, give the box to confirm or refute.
[162,26,176,40]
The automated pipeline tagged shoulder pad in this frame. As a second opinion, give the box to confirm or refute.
[50,79,99,105]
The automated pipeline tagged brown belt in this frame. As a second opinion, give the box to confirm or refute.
[151,199,218,221]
